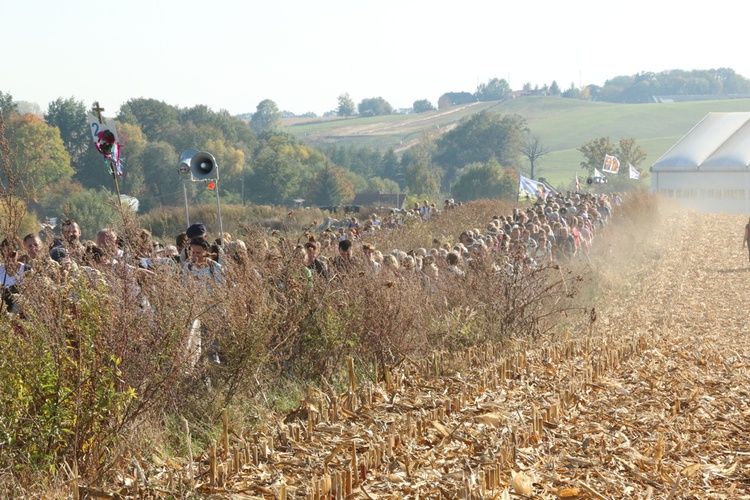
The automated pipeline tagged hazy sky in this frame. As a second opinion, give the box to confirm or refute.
[3,0,748,117]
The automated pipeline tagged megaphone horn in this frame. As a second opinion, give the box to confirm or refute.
[190,152,217,180]
[177,148,199,174]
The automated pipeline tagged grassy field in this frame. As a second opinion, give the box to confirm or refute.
[284,97,750,187]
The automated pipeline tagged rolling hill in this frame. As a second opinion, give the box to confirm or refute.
[284,97,750,187]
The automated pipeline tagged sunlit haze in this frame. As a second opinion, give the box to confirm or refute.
[3,0,748,117]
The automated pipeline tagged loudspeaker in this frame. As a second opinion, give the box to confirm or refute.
[190,152,217,180]
[177,150,218,181]
[586,177,593,185]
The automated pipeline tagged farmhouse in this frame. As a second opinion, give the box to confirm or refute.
[351,192,406,210]
[650,112,750,213]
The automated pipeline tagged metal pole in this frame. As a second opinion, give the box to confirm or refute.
[215,181,224,246]
[183,182,190,227]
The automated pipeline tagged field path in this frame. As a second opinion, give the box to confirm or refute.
[137,208,750,499]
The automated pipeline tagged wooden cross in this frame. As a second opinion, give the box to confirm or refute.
[92,102,105,124]
[91,101,123,209]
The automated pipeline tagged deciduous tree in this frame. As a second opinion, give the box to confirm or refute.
[306,165,355,206]
[451,160,517,202]
[3,114,73,199]
[250,99,282,134]
[520,135,549,180]
[412,99,435,113]
[475,78,510,101]
[0,91,15,119]
[433,111,527,190]
[45,97,89,170]
[358,97,392,117]
[117,98,180,142]
[337,93,356,117]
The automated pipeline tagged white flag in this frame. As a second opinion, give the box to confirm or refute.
[593,168,604,178]
[519,175,548,200]
[629,163,640,180]
[602,154,620,174]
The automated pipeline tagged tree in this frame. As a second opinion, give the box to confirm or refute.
[250,99,282,134]
[248,133,327,205]
[45,97,89,170]
[561,82,582,99]
[16,101,42,116]
[578,136,618,173]
[381,148,402,184]
[617,137,647,169]
[0,91,15,119]
[358,97,392,117]
[3,114,73,199]
[337,93,356,117]
[249,147,302,205]
[365,176,400,194]
[451,160,517,202]
[179,106,257,151]
[115,122,147,198]
[140,141,179,208]
[117,98,180,142]
[519,135,550,180]
[577,136,647,190]
[402,142,441,195]
[433,111,527,190]
[475,78,511,101]
[412,99,435,113]
[59,187,121,240]
[306,165,355,206]
[549,81,561,96]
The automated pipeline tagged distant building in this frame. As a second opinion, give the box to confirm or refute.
[438,92,477,110]
[653,94,750,103]
[506,89,548,99]
[351,193,406,210]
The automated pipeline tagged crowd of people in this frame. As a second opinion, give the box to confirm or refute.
[301,192,615,283]
[0,192,616,361]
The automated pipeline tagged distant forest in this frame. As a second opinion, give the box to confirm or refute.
[589,68,750,103]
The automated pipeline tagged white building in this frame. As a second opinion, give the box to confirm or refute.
[650,112,750,213]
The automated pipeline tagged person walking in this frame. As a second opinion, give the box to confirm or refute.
[743,216,750,262]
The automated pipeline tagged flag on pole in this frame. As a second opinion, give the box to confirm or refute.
[88,111,125,178]
[519,175,549,201]
[629,163,640,180]
[602,154,620,174]
[593,168,604,179]
[575,172,580,192]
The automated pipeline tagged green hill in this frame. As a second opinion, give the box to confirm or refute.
[284,97,750,187]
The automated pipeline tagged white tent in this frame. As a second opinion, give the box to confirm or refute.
[650,112,750,213]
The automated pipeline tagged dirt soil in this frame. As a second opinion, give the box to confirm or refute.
[100,208,750,499]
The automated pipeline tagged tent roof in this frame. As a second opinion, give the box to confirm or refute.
[652,112,750,171]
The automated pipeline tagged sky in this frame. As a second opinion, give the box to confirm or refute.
[3,0,750,118]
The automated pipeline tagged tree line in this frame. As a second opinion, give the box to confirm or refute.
[0,85,650,236]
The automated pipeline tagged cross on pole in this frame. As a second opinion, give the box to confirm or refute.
[91,101,122,209]
[92,102,105,124]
